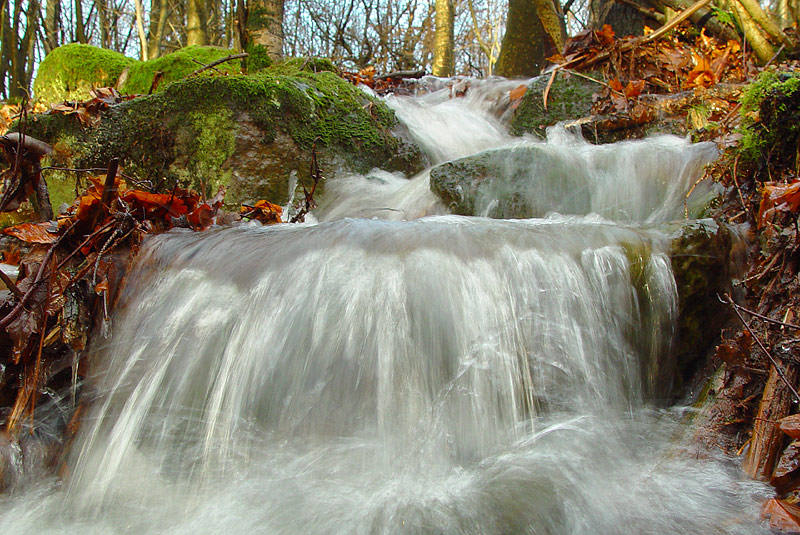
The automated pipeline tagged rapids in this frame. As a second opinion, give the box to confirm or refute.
[0,77,770,534]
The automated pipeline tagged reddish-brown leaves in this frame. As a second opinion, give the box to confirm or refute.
[781,415,800,441]
[48,87,137,127]
[758,181,800,228]
[762,498,800,532]
[240,200,283,225]
[2,221,61,243]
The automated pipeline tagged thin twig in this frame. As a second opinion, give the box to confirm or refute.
[725,295,800,330]
[0,268,23,299]
[188,53,248,77]
[720,293,800,404]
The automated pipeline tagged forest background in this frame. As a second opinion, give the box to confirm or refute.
[1,0,799,102]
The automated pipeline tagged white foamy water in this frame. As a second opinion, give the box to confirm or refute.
[0,78,769,534]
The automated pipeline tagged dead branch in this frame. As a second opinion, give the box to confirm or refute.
[290,143,324,223]
[188,53,248,77]
[721,293,800,404]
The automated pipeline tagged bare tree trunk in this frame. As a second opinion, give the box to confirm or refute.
[495,0,565,77]
[74,0,86,43]
[0,0,8,98]
[147,0,169,57]
[432,0,454,76]
[133,0,148,59]
[728,0,775,64]
[95,0,110,48]
[43,0,59,53]
[247,0,284,59]
[186,0,208,45]
[737,0,794,46]
[10,0,38,99]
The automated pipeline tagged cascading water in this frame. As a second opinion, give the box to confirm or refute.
[0,79,771,533]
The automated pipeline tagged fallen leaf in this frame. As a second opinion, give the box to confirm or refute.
[762,498,800,532]
[781,415,800,440]
[2,222,59,244]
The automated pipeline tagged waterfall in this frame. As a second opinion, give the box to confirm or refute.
[0,80,770,534]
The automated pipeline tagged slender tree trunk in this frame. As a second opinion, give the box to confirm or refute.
[247,0,284,59]
[133,0,148,59]
[432,0,454,76]
[10,0,38,99]
[186,0,208,45]
[737,0,794,47]
[728,0,775,63]
[74,0,86,42]
[0,0,8,98]
[495,0,565,77]
[95,0,110,48]
[147,0,168,57]
[43,0,59,52]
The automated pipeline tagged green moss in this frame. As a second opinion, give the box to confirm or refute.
[52,68,407,194]
[33,44,135,103]
[738,69,800,166]
[510,71,596,137]
[266,57,337,75]
[121,46,243,95]
[171,107,236,197]
[244,44,273,73]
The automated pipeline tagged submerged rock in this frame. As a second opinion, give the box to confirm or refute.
[428,136,718,222]
[23,58,427,206]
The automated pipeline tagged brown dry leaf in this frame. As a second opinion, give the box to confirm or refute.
[609,78,624,92]
[758,181,800,228]
[241,200,282,225]
[762,498,800,532]
[596,24,615,47]
[624,80,646,99]
[2,222,60,244]
[686,53,717,88]
[781,415,800,440]
[509,85,527,110]
[772,441,800,489]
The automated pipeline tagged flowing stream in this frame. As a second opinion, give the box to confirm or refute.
[0,79,771,533]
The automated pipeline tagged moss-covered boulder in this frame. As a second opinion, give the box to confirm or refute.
[737,69,800,168]
[23,64,427,206]
[509,71,597,138]
[33,44,245,103]
[33,44,136,103]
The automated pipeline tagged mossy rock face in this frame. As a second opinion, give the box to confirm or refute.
[23,66,427,205]
[509,71,597,138]
[737,69,800,168]
[33,44,135,103]
[667,219,738,389]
